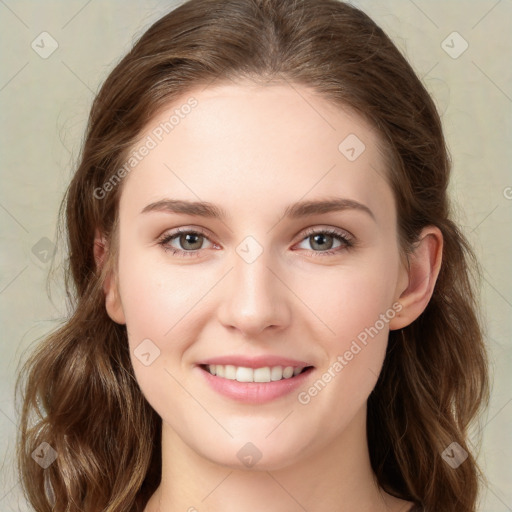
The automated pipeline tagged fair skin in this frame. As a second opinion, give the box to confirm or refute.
[96,82,442,512]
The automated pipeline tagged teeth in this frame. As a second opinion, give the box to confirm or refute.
[225,365,237,380]
[236,366,253,382]
[271,366,283,381]
[206,364,305,383]
[254,367,271,382]
[282,366,294,378]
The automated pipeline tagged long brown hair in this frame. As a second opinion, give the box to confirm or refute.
[15,1,490,510]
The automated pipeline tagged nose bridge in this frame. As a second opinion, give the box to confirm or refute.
[218,235,289,336]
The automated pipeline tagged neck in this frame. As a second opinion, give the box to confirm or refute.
[145,405,411,512]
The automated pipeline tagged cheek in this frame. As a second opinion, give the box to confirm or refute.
[116,248,200,418]
[117,246,199,343]
[290,271,398,448]
[296,251,399,400]
[302,251,399,349]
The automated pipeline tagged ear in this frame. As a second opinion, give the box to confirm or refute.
[94,229,126,325]
[389,226,443,330]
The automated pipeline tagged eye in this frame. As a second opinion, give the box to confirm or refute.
[157,226,354,258]
[296,227,353,257]
[157,227,215,258]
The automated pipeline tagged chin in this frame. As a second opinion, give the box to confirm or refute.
[197,437,309,472]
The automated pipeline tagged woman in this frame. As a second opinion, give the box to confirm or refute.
[16,1,490,511]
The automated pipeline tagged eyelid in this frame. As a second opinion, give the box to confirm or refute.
[157,226,215,250]
[157,224,355,257]
[299,225,354,242]
[157,225,213,242]
[293,226,354,257]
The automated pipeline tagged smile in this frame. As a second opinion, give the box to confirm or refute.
[202,364,311,383]
[196,363,315,403]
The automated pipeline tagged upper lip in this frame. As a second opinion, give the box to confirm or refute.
[196,355,314,369]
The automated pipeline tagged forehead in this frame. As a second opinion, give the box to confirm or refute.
[118,81,394,227]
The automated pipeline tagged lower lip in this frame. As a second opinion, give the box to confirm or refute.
[196,365,314,404]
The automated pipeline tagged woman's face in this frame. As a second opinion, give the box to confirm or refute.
[107,82,409,469]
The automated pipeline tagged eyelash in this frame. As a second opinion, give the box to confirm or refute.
[157,227,354,258]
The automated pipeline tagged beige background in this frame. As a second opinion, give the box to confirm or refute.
[1,1,510,510]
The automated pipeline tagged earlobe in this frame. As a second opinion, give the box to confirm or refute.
[94,229,126,325]
[389,226,443,330]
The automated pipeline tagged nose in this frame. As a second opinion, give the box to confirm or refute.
[216,248,291,339]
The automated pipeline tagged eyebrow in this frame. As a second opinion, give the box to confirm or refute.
[140,196,375,221]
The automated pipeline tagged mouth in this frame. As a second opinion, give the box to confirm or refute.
[199,364,314,383]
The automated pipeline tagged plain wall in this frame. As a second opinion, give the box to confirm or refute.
[1,1,510,509]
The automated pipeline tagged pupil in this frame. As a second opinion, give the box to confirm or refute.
[312,234,333,250]
[183,233,201,249]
